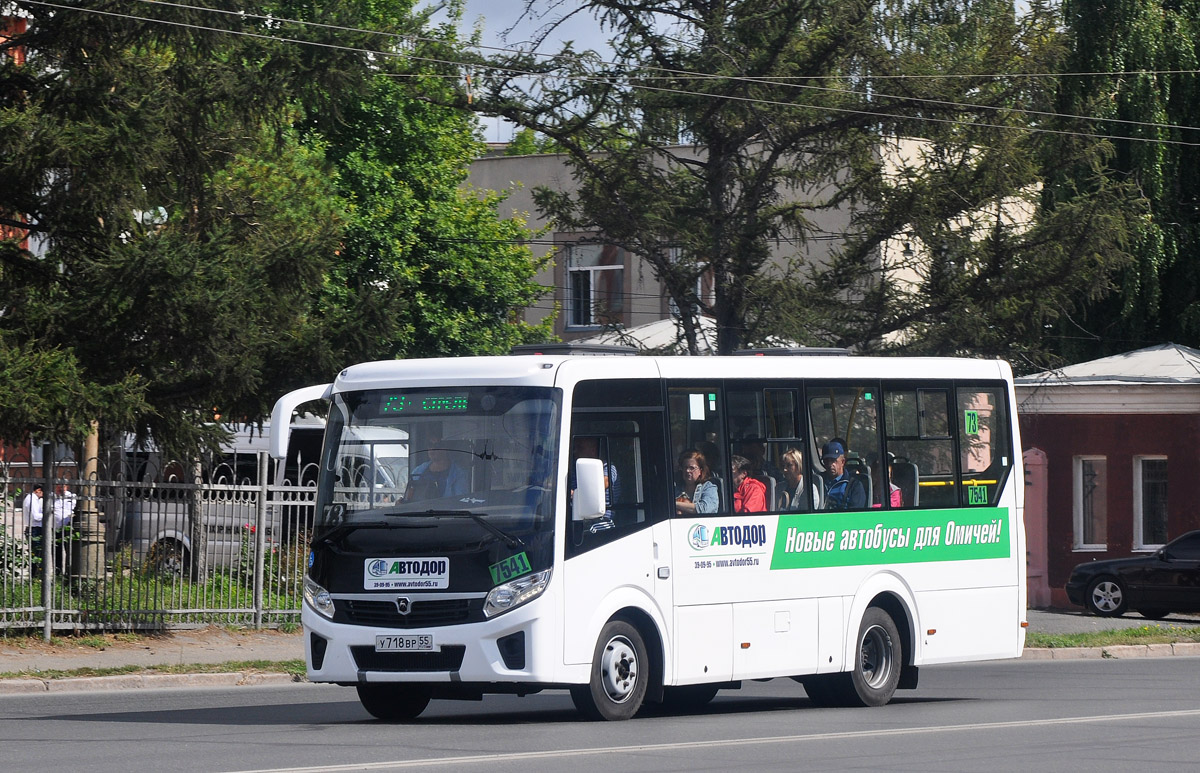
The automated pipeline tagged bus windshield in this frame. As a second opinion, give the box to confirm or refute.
[313,386,560,540]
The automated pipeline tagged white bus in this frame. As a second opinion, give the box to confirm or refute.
[271,349,1025,721]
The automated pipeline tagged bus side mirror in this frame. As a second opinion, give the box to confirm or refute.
[573,458,607,521]
[269,383,331,459]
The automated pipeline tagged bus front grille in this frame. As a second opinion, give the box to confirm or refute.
[350,645,466,672]
[339,598,476,628]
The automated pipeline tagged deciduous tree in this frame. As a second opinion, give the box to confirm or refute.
[1052,0,1200,360]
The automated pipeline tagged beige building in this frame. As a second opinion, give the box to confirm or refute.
[469,139,1027,347]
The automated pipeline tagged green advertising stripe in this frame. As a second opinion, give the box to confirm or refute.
[770,508,1010,569]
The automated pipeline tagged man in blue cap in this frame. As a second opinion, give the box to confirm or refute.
[821,439,867,511]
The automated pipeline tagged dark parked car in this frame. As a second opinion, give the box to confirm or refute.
[1066,530,1200,618]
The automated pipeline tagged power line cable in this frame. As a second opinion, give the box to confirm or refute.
[18,0,1200,144]
[149,0,1200,135]
[121,0,1200,82]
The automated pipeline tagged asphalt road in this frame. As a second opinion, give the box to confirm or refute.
[3,655,1199,773]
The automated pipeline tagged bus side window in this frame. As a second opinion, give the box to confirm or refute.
[808,385,881,511]
[957,387,1011,506]
[728,387,805,513]
[883,388,954,509]
[667,386,727,514]
[567,412,668,557]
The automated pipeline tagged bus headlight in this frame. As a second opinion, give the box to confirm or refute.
[484,568,551,618]
[304,575,336,619]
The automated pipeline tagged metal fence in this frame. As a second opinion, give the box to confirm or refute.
[0,450,316,636]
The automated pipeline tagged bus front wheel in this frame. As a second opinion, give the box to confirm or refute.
[571,620,649,721]
[355,683,431,721]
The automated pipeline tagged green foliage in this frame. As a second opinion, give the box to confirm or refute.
[0,3,345,454]
[475,0,1139,361]
[1052,0,1200,359]
[0,524,31,582]
[0,338,144,446]
[0,0,550,456]
[313,36,553,362]
[505,128,562,155]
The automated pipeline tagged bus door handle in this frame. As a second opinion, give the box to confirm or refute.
[657,566,670,579]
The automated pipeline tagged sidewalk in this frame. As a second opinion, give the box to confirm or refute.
[1,609,1198,694]
[0,626,304,694]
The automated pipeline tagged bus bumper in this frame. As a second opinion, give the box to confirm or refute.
[302,597,560,686]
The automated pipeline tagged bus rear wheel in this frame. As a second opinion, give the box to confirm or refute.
[816,607,902,708]
[571,620,649,721]
[355,684,431,721]
[843,607,902,707]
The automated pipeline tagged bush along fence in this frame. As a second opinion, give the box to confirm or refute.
[1,450,316,637]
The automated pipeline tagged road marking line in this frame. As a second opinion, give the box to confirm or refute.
[231,707,1200,772]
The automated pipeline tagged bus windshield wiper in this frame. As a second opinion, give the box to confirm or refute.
[315,519,432,546]
[421,509,524,549]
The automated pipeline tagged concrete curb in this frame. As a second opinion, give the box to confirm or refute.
[3,643,1199,693]
[1022,642,1200,660]
[0,671,303,695]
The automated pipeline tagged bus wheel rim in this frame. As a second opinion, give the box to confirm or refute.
[600,635,638,703]
[859,625,894,689]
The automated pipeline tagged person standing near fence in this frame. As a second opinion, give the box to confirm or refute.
[50,483,76,573]
[51,483,76,528]
[20,483,43,531]
[24,483,75,572]
[22,483,45,566]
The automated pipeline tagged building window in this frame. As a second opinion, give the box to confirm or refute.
[1073,456,1107,550]
[566,243,624,329]
[665,247,714,318]
[1134,456,1168,550]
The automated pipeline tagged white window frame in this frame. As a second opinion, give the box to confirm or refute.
[665,246,715,319]
[565,244,624,330]
[1133,455,1168,551]
[1073,455,1107,551]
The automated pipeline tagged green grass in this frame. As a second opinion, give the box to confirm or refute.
[1026,624,1200,649]
[0,658,306,681]
[2,572,302,623]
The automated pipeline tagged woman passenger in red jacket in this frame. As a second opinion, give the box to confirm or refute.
[731,454,767,513]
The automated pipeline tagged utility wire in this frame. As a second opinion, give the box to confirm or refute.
[122,0,1200,82]
[17,0,1200,144]
[127,0,1200,135]
[135,0,1200,136]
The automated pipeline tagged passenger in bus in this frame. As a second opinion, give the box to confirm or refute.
[779,447,820,511]
[675,450,719,515]
[735,438,779,483]
[871,454,903,508]
[696,440,722,477]
[820,440,867,511]
[731,455,767,513]
[405,438,469,501]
